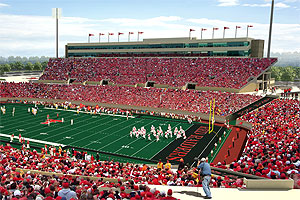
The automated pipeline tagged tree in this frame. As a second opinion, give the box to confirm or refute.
[33,62,42,71]
[281,66,295,81]
[25,62,34,71]
[0,66,4,75]
[271,66,282,81]
[41,61,48,69]
[1,63,11,72]
[11,61,24,70]
[295,67,300,81]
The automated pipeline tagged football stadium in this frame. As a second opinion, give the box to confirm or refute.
[1,1,300,200]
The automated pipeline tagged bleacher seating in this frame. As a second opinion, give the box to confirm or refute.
[1,82,262,116]
[214,99,300,181]
[40,57,277,88]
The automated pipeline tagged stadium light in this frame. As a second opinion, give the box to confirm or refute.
[235,26,241,38]
[212,27,218,39]
[52,8,61,58]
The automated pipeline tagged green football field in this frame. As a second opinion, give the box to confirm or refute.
[0,103,193,162]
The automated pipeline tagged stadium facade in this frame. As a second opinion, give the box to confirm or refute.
[65,37,264,58]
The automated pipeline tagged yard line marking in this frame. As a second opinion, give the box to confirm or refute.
[131,140,156,157]
[191,126,223,167]
[19,110,91,139]
[78,119,137,148]
[42,115,110,140]
[93,119,151,150]
[0,133,65,147]
[0,106,84,137]
[112,121,184,157]
[112,120,155,153]
[98,119,155,150]
[67,117,135,145]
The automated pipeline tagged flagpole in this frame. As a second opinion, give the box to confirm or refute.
[118,34,120,42]
[189,30,191,39]
[223,28,225,38]
[128,32,130,42]
[201,30,203,40]
[99,34,100,43]
[212,29,214,39]
[108,32,109,43]
[137,31,139,41]
[247,26,249,38]
[235,27,237,38]
[88,35,90,43]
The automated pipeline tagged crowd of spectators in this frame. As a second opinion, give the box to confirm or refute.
[0,141,246,200]
[213,99,300,185]
[39,57,277,88]
[1,82,262,116]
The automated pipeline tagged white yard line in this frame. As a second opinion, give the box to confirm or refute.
[0,133,65,147]
[112,120,155,153]
[191,126,223,167]
[131,140,156,157]
[67,117,135,145]
[43,114,110,141]
[97,119,151,150]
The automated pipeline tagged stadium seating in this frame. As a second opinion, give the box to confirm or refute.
[40,57,277,88]
[214,99,300,180]
[0,141,246,200]
[1,82,262,116]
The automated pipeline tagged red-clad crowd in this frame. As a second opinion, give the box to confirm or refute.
[0,82,262,116]
[39,57,277,88]
[214,99,300,185]
[1,143,246,200]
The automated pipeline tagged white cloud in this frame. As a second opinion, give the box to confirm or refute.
[0,3,9,7]
[0,14,299,57]
[242,2,290,8]
[217,0,239,6]
[275,2,290,8]
[242,3,270,7]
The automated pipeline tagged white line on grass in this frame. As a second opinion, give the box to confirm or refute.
[94,119,152,150]
[0,106,87,138]
[42,114,111,141]
[19,110,93,140]
[112,120,155,153]
[131,140,156,157]
[0,133,65,147]
[195,126,223,162]
[67,117,136,145]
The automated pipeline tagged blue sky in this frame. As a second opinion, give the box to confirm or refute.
[0,0,299,57]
